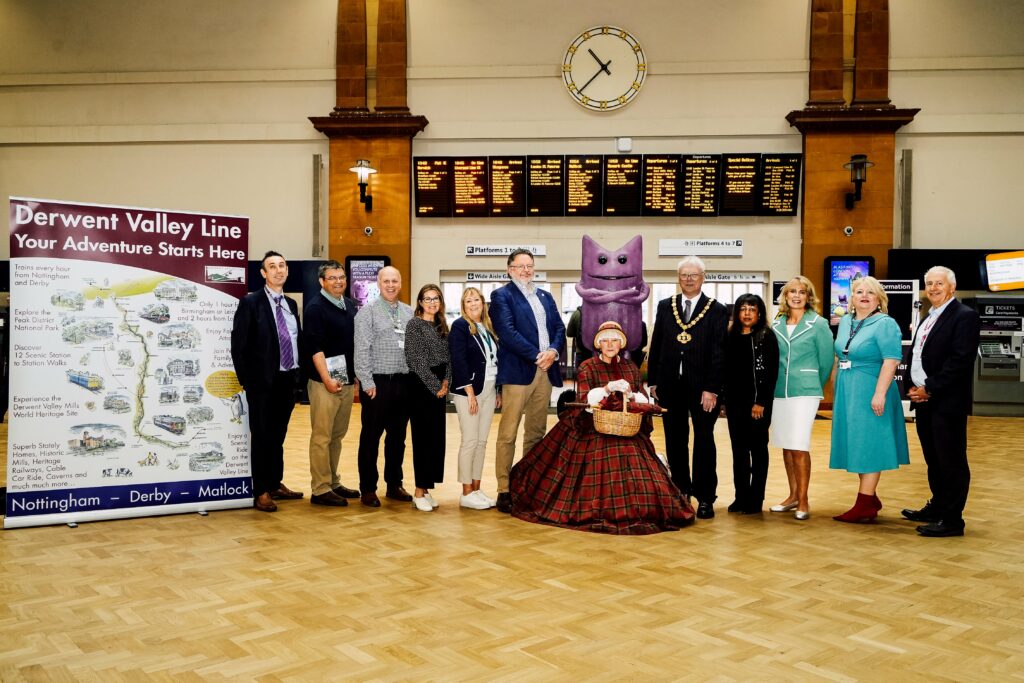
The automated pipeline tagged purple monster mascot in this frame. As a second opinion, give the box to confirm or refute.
[575,235,650,360]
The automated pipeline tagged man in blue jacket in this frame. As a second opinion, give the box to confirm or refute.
[490,249,566,513]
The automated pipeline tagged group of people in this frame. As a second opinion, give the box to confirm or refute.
[231,250,980,538]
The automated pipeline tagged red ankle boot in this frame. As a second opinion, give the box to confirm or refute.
[833,493,878,523]
[870,494,882,511]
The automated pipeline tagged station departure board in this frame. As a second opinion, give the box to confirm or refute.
[527,156,565,216]
[603,155,642,216]
[489,157,526,217]
[414,157,452,217]
[452,158,488,217]
[412,153,801,218]
[719,154,761,216]
[642,155,680,216]
[566,155,603,216]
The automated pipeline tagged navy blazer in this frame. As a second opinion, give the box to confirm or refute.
[231,289,303,391]
[490,282,566,387]
[449,317,498,396]
[910,297,980,415]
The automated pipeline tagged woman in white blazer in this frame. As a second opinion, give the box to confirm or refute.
[770,276,835,520]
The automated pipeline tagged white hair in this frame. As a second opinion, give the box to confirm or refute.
[677,256,706,273]
[924,265,956,286]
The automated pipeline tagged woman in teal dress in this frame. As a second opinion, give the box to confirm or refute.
[830,276,910,523]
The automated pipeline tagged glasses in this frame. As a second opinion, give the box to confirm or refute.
[679,272,704,281]
[421,296,441,304]
[510,264,535,271]
[323,275,346,282]
[738,305,759,313]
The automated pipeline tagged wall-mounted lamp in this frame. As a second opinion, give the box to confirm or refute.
[349,159,377,212]
[843,154,874,210]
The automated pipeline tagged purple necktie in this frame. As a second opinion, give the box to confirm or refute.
[273,296,295,369]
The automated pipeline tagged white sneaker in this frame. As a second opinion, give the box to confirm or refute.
[424,492,440,509]
[460,492,491,510]
[412,496,434,512]
[474,490,496,508]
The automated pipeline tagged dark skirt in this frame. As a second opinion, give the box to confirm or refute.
[509,409,695,535]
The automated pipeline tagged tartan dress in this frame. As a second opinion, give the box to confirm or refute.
[509,357,695,534]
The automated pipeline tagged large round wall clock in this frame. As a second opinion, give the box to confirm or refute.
[562,26,647,112]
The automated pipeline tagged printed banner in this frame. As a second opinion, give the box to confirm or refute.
[6,197,251,528]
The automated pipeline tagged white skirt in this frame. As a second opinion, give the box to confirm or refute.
[770,396,822,451]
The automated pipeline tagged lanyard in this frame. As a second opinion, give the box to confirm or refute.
[843,311,876,356]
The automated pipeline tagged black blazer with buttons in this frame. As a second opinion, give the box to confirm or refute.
[648,293,729,397]
[231,290,304,392]
[910,297,980,416]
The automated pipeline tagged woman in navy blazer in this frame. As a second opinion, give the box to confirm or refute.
[770,276,835,520]
[449,287,501,510]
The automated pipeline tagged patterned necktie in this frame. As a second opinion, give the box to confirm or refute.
[273,296,294,369]
[683,299,692,323]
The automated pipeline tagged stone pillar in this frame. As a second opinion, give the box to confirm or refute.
[852,0,893,108]
[335,0,368,112]
[807,0,845,107]
[375,0,410,112]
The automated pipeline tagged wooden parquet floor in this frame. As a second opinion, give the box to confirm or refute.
[2,408,1023,682]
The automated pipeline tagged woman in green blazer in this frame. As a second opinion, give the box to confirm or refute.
[770,276,835,520]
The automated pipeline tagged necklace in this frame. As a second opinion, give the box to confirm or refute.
[671,295,715,344]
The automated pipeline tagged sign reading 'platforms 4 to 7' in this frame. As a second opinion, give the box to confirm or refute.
[6,197,253,528]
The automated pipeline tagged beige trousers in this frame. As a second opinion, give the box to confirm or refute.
[495,367,552,492]
[453,380,497,484]
[307,380,355,495]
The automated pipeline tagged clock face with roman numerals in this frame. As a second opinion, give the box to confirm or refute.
[562,26,646,112]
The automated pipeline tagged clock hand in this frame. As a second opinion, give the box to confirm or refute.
[588,48,612,75]
[577,67,604,94]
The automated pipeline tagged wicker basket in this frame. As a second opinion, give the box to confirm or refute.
[592,392,642,437]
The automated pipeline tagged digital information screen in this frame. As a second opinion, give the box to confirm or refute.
[680,154,721,216]
[414,158,452,217]
[527,156,565,217]
[566,155,603,216]
[642,155,680,216]
[603,155,642,216]
[719,154,761,216]
[452,158,489,217]
[760,154,802,216]
[489,157,526,217]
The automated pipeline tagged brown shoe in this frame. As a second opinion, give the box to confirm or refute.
[311,491,348,507]
[270,484,304,500]
[332,484,360,499]
[254,493,278,512]
[361,492,381,507]
[385,486,412,502]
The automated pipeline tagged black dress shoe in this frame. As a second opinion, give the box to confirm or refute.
[361,492,381,507]
[739,505,763,515]
[901,501,940,523]
[496,492,512,514]
[696,502,715,519]
[332,485,360,499]
[311,491,348,507]
[917,520,964,537]
[727,500,744,513]
[385,486,412,502]
[270,485,304,500]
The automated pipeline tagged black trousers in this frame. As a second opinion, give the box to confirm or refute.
[409,383,446,490]
[915,402,970,524]
[357,373,411,493]
[726,404,770,509]
[660,386,719,503]
[247,370,297,496]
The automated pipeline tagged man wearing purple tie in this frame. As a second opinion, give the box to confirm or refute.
[231,251,306,513]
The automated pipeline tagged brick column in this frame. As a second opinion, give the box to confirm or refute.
[336,0,368,111]
[807,0,845,107]
[852,0,893,108]
[374,0,410,112]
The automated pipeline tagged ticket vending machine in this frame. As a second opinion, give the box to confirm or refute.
[972,296,1024,416]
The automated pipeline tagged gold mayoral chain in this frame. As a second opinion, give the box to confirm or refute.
[671,295,716,344]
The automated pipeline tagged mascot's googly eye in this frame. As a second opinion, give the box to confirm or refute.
[598,255,608,264]
[618,255,628,264]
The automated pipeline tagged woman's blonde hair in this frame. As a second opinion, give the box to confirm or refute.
[848,276,889,314]
[777,275,821,317]
[460,287,497,339]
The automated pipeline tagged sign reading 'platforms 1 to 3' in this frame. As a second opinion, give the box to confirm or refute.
[414,153,801,218]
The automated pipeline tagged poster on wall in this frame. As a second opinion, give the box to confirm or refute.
[6,197,251,528]
[824,256,875,326]
[345,255,391,309]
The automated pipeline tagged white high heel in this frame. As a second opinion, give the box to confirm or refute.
[770,501,798,513]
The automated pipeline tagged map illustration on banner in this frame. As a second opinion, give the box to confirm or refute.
[6,197,251,528]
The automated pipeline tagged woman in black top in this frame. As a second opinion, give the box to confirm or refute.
[404,284,452,512]
[722,293,779,514]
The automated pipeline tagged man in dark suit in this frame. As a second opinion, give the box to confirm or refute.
[231,250,305,513]
[648,256,729,519]
[905,266,981,537]
[490,248,566,513]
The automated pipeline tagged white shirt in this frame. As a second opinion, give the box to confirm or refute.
[910,297,954,387]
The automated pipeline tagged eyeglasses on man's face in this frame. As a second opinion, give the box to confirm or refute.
[679,272,704,281]
[510,263,535,272]
[323,275,346,282]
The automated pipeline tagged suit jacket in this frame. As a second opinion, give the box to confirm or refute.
[449,317,498,397]
[231,289,303,392]
[772,310,834,399]
[490,282,566,386]
[648,293,729,396]
[910,297,980,415]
